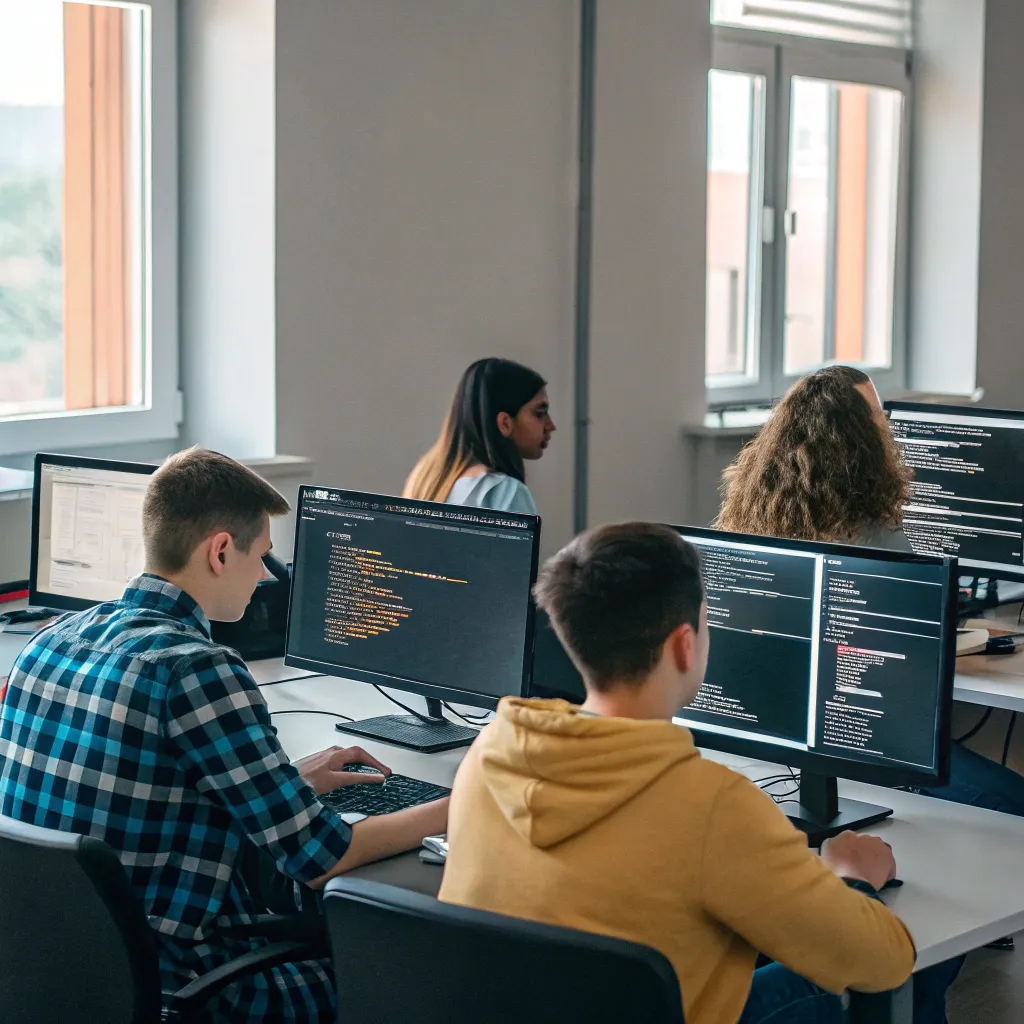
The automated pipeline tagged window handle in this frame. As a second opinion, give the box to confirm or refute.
[784,210,798,237]
[762,206,775,245]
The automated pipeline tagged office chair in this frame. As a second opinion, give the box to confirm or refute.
[323,877,685,1023]
[0,815,326,1023]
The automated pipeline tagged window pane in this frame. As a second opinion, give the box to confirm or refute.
[783,78,831,375]
[0,1,147,420]
[783,76,902,377]
[706,70,765,383]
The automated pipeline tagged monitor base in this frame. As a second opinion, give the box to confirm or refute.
[785,797,893,848]
[336,715,477,753]
[783,771,893,848]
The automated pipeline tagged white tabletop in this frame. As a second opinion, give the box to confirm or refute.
[954,650,1024,711]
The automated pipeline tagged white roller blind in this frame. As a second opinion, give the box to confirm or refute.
[711,0,912,49]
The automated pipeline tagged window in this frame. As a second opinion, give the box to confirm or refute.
[706,15,910,405]
[0,0,177,455]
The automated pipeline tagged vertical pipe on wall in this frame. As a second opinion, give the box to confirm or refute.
[573,0,596,534]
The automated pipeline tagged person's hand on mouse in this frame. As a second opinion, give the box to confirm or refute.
[820,830,897,892]
[294,745,392,795]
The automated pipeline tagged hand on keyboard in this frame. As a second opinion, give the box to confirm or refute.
[293,745,392,795]
[321,773,452,817]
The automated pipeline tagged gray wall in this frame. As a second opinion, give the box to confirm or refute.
[588,0,709,526]
[275,0,579,554]
[975,0,1024,409]
[274,0,710,554]
[909,0,985,394]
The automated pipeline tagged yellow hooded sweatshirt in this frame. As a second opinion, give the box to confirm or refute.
[439,699,916,1024]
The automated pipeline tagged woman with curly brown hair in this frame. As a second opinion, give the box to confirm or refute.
[717,365,912,549]
[717,365,1024,820]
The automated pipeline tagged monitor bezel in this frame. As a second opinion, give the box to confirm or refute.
[284,485,542,711]
[30,453,157,612]
[884,399,1024,583]
[672,524,957,790]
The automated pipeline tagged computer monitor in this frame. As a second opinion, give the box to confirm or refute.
[885,401,1024,583]
[284,486,541,752]
[30,454,156,612]
[674,526,956,845]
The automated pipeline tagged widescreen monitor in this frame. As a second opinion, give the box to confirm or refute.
[285,487,541,752]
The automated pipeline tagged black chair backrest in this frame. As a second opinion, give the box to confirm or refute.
[324,877,685,1024]
[0,814,162,1024]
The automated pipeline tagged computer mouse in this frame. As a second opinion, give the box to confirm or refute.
[986,636,1019,656]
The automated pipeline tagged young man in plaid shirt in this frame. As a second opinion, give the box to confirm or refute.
[0,449,448,1021]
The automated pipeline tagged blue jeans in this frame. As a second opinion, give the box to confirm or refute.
[739,956,964,1024]
[913,742,1024,816]
[739,962,844,1024]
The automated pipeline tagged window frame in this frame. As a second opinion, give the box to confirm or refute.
[706,27,912,408]
[0,0,178,457]
[706,38,778,407]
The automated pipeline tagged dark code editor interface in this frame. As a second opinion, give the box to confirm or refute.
[889,408,1024,575]
[287,491,536,700]
[676,536,946,772]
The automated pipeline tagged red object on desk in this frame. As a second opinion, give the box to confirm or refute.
[0,580,29,604]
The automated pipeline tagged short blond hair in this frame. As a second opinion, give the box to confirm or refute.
[143,448,290,573]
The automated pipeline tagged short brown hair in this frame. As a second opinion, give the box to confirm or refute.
[143,448,290,573]
[716,365,913,543]
[534,523,704,690]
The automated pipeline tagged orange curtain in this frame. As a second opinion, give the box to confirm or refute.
[63,3,131,410]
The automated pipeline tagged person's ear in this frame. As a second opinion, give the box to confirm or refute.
[496,411,515,438]
[668,624,696,674]
[207,532,232,576]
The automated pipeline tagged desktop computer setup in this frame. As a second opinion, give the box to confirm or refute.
[283,486,541,752]
[673,527,957,846]
[886,401,1024,619]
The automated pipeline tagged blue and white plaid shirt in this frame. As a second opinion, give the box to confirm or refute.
[0,574,349,1021]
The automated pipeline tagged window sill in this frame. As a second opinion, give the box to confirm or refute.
[241,455,314,481]
[0,469,33,503]
[691,387,984,439]
[685,409,772,438]
[0,455,313,504]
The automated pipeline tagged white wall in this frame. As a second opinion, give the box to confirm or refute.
[274,0,579,553]
[588,0,709,525]
[179,0,277,457]
[908,0,984,394]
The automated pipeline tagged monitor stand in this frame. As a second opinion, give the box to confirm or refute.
[784,772,892,848]
[336,698,478,754]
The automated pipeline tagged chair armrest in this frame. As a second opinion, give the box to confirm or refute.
[165,939,321,1021]
[218,913,327,946]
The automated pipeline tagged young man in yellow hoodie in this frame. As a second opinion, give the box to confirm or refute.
[439,523,961,1024]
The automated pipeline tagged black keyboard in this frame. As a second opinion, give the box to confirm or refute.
[321,768,451,816]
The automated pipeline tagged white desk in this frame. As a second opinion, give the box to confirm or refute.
[0,628,30,680]
[954,652,1024,712]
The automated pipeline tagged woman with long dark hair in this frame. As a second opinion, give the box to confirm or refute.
[404,358,555,513]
